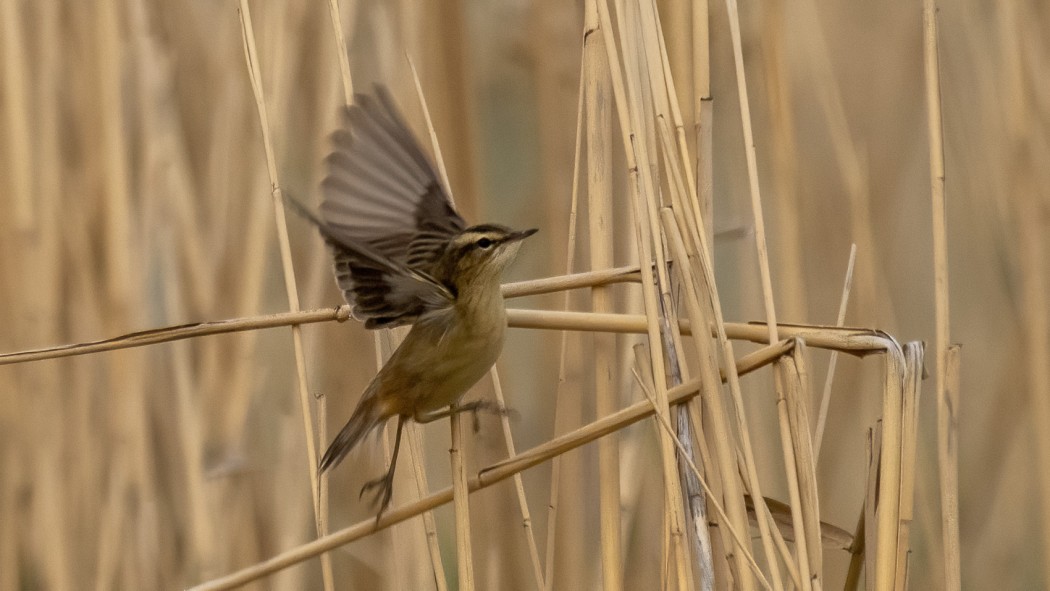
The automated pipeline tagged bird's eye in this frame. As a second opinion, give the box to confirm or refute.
[476,237,493,249]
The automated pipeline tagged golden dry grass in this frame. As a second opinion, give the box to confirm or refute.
[0,0,1046,589]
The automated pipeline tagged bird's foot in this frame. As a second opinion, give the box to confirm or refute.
[458,399,516,433]
[360,473,395,518]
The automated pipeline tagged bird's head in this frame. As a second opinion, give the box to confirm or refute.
[441,224,538,287]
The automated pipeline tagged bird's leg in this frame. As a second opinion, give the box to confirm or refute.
[414,400,514,433]
[360,414,406,517]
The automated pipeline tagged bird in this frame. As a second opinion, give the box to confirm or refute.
[287,86,537,516]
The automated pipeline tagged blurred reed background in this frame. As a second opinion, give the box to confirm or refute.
[0,0,1046,589]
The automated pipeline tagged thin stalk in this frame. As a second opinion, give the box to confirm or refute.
[450,407,475,590]
[584,1,623,588]
[922,1,960,588]
[894,343,926,588]
[236,7,332,587]
[543,55,587,591]
[813,244,858,463]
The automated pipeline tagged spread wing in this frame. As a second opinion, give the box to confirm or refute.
[317,86,466,328]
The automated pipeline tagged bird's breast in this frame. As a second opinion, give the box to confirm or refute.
[377,290,508,415]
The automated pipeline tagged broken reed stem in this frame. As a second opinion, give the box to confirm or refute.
[922,1,961,588]
[188,342,790,591]
[236,5,332,589]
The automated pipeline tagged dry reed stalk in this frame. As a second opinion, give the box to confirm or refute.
[542,59,587,591]
[583,2,624,589]
[922,1,961,588]
[640,9,723,584]
[772,361,815,590]
[660,126,783,586]
[449,407,476,590]
[813,244,857,463]
[941,344,962,587]
[405,423,449,591]
[690,0,713,248]
[236,5,332,588]
[0,308,917,369]
[723,0,821,586]
[861,424,881,590]
[503,266,641,297]
[607,10,699,591]
[378,327,436,587]
[894,343,925,588]
[873,346,906,590]
[784,341,823,586]
[634,371,773,590]
[327,0,355,103]
[720,0,780,343]
[661,209,770,586]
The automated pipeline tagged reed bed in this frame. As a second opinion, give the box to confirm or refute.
[0,0,1045,589]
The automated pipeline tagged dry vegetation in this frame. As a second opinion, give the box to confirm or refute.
[0,0,1046,589]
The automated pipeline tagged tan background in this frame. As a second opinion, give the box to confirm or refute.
[0,0,1044,589]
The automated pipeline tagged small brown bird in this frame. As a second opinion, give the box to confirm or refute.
[289,87,536,515]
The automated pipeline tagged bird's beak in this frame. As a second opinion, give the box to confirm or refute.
[508,228,539,242]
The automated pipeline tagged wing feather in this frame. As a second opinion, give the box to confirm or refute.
[311,85,467,328]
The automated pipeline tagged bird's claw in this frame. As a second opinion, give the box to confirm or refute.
[359,474,394,516]
[464,400,515,433]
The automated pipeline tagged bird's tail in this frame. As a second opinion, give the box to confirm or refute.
[318,394,388,473]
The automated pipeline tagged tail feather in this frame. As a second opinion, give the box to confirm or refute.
[318,395,387,473]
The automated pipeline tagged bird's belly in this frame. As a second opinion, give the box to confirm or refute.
[416,332,503,412]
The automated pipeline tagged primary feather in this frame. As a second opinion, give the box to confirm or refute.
[317,86,466,328]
